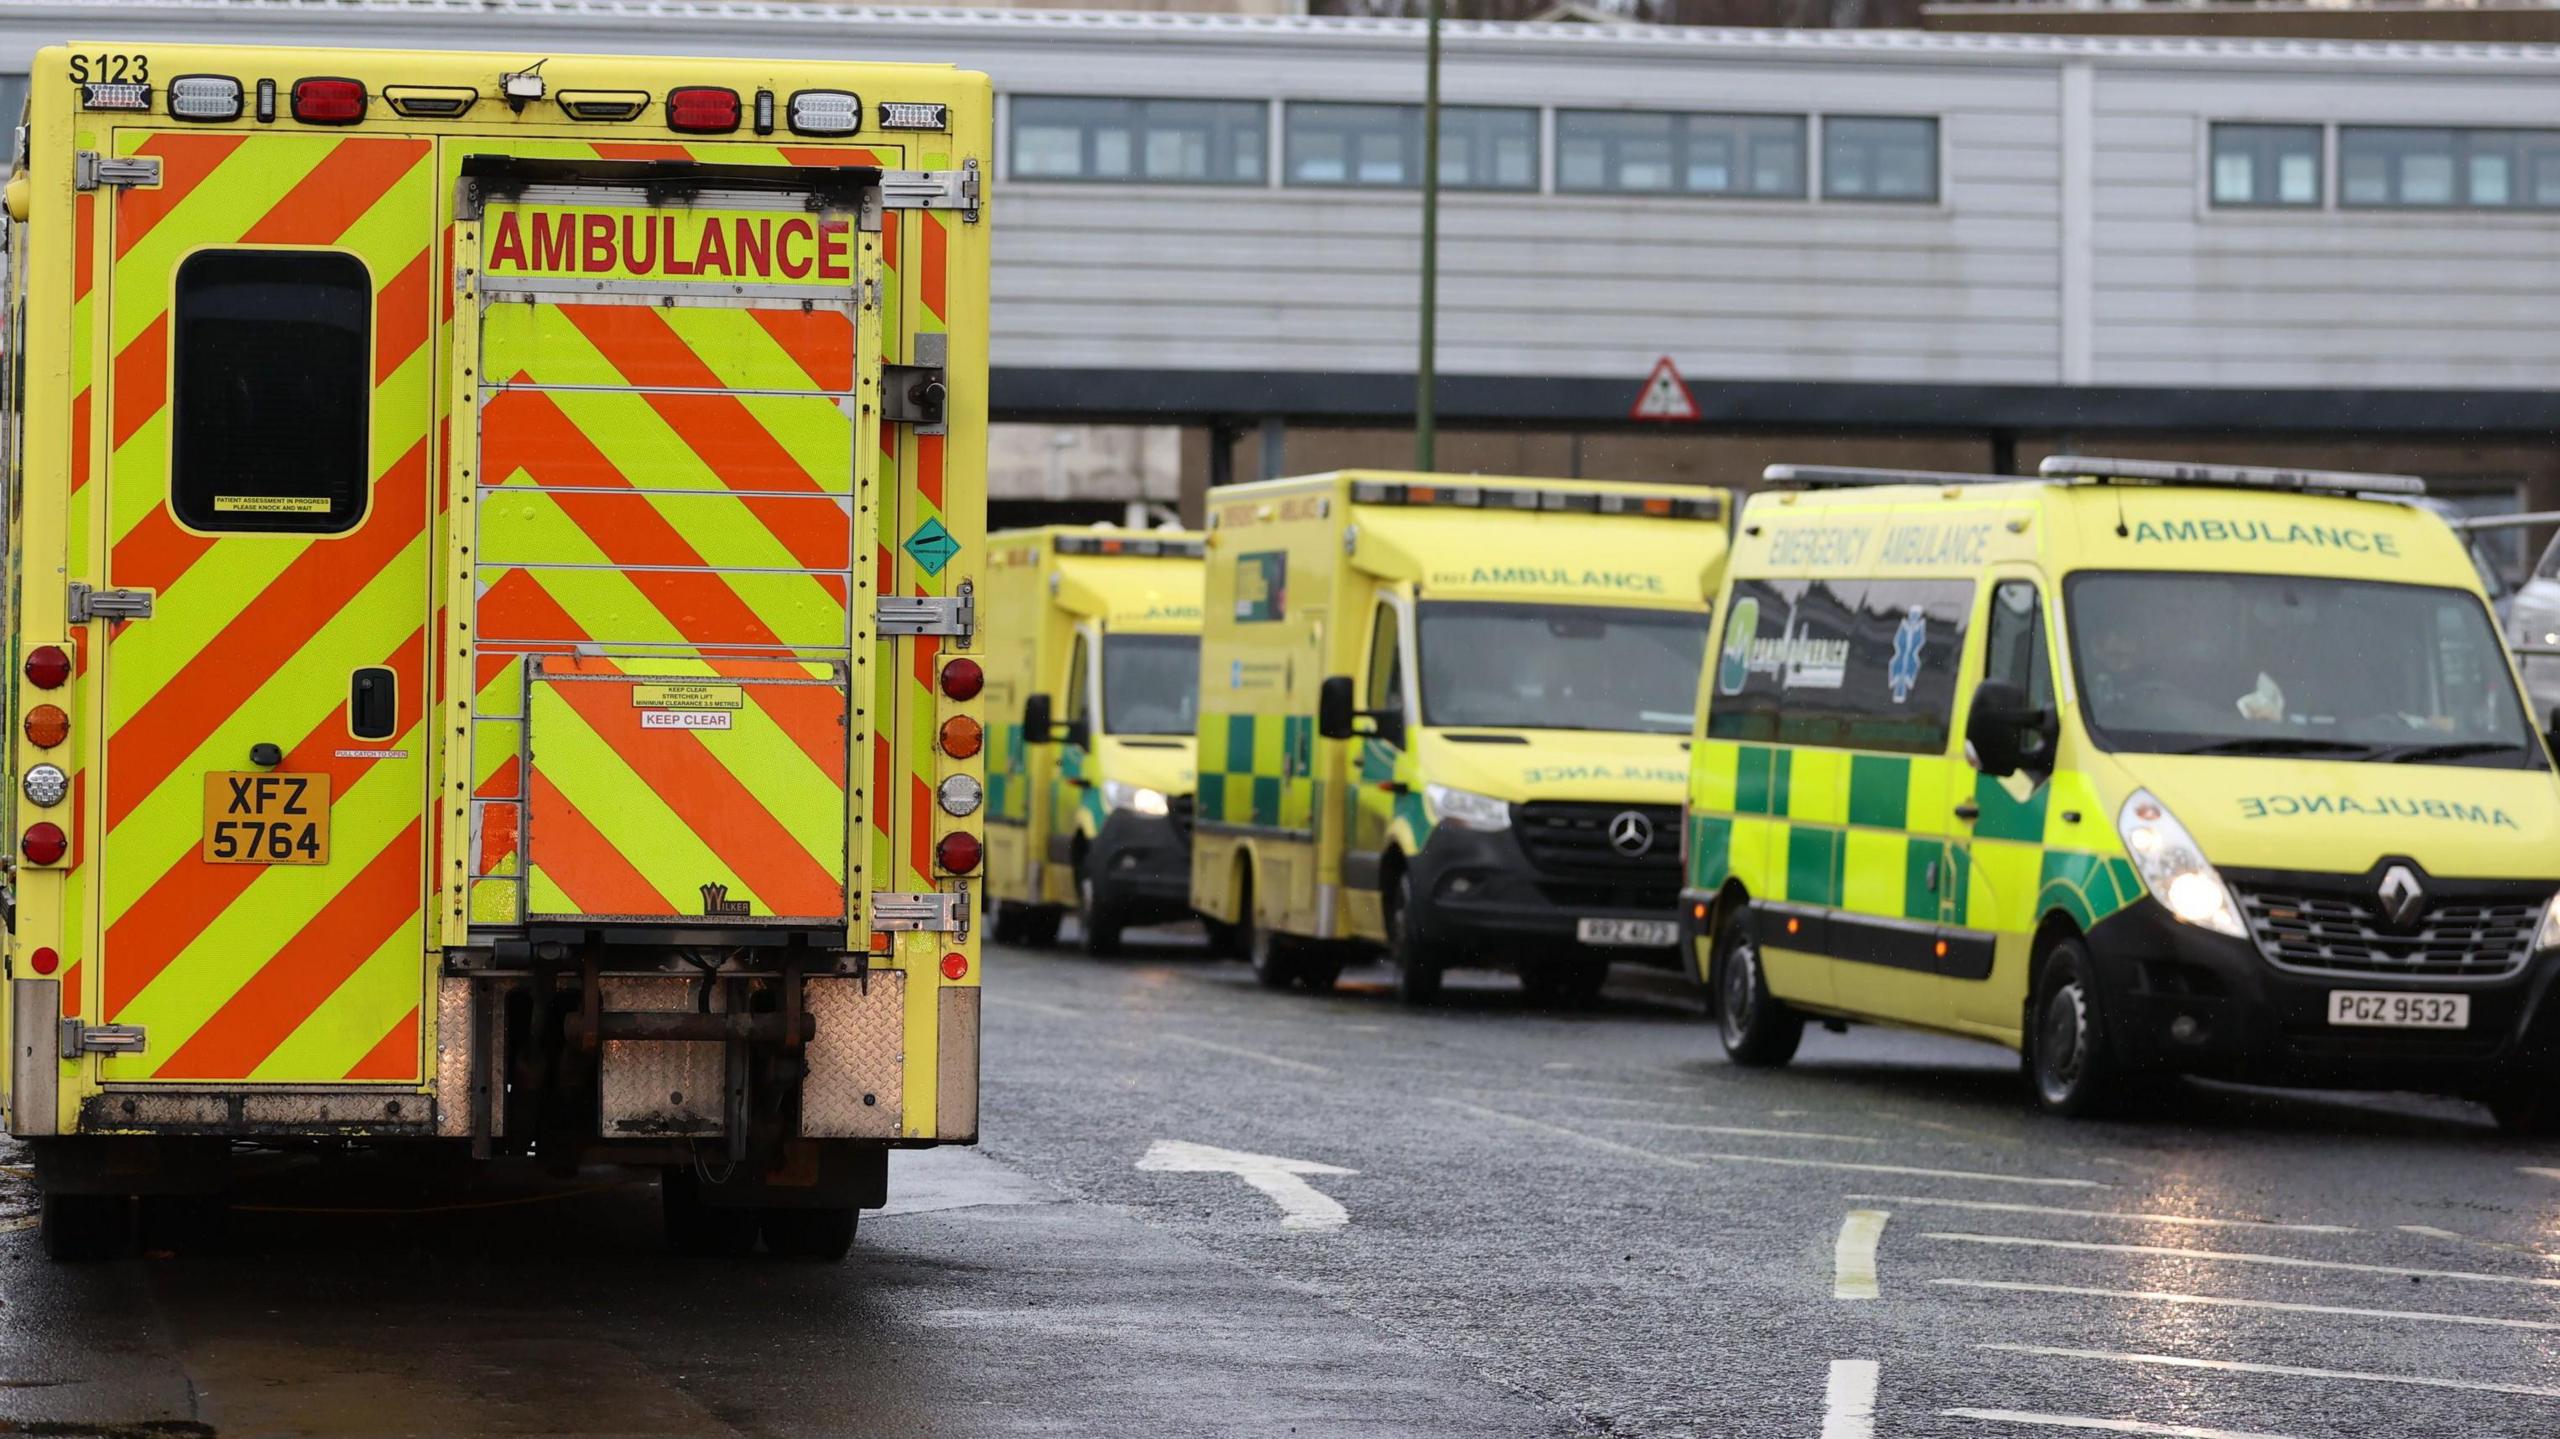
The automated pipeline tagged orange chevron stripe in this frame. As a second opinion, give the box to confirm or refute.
[747,681,848,781]
[151,823,422,1079]
[115,133,247,259]
[104,628,424,1017]
[59,961,80,1020]
[479,384,830,498]
[554,307,832,491]
[111,506,214,595]
[111,314,167,451]
[748,309,856,392]
[474,567,589,647]
[919,432,944,510]
[476,792,520,874]
[922,209,948,322]
[374,248,432,385]
[239,137,428,247]
[106,442,427,829]
[541,679,842,916]
[344,1006,421,1081]
[527,767,671,915]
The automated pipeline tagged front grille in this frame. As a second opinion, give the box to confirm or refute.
[1512,802,1682,882]
[1536,879,1680,911]
[2236,886,2538,979]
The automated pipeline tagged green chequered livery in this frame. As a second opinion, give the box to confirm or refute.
[1687,739,2143,935]
[1199,713,1316,831]
[989,721,1028,825]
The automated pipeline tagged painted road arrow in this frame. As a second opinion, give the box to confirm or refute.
[1137,1139,1357,1231]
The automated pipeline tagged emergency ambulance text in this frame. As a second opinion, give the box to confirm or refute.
[486,210,855,281]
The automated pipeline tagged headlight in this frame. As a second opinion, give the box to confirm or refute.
[1425,783,1511,832]
[1100,779,1168,817]
[2537,891,2560,952]
[20,764,67,808]
[2117,788,2243,938]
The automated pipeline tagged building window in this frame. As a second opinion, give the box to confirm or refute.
[1823,116,1938,202]
[2339,126,2560,210]
[2209,123,2323,208]
[173,249,372,534]
[1009,97,1267,185]
[1557,110,1806,198]
[1283,103,1535,190]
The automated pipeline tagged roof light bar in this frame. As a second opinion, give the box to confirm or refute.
[385,85,476,119]
[167,75,243,123]
[557,89,649,122]
[1351,479,1722,519]
[788,89,862,136]
[1053,534,1204,559]
[879,101,949,132]
[2038,455,2426,497]
[1761,464,2011,488]
[78,82,151,113]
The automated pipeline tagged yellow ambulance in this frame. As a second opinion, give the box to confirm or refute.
[1685,457,2560,1125]
[1193,471,1727,1002]
[983,527,1207,954]
[0,42,991,1257]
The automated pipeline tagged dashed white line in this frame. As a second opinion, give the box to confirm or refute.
[1980,1343,2560,1401]
[1942,1409,2295,1438]
[1835,1210,1889,1299]
[1437,1101,2109,1188]
[2395,1224,2560,1264]
[1925,1231,2560,1288]
[2520,1167,2560,1183]
[1162,1033,1333,1076]
[1821,1360,1879,1439]
[1605,1118,1881,1145]
[1933,1278,2560,1332]
[1845,1195,2357,1235]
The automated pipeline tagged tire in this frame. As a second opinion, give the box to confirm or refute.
[2028,939,2121,1118]
[1714,906,1802,1067]
[760,1205,858,1261]
[1203,918,1247,960]
[40,1193,131,1263]
[1296,954,1343,993]
[1385,868,1442,1006]
[1249,922,1302,991]
[1018,907,1063,949]
[661,1168,759,1258]
[1077,869,1122,957]
[990,900,1028,947]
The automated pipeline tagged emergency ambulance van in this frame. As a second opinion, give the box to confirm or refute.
[0,42,992,1257]
[983,527,1208,954]
[1192,471,1727,1002]
[1685,457,2560,1124]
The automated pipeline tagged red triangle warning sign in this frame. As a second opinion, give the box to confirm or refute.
[1630,356,1699,423]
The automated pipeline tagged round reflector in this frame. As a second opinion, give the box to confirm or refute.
[938,714,983,759]
[935,831,982,875]
[26,947,58,977]
[939,657,984,701]
[24,646,69,690]
[21,823,67,866]
[940,951,969,981]
[24,704,68,748]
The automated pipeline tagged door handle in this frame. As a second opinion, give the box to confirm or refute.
[1953,800,1981,822]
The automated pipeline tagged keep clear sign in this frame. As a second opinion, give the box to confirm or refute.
[633,682,742,731]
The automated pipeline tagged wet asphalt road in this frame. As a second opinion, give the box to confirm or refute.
[3,926,2558,1438]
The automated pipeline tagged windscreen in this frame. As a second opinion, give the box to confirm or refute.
[1418,601,1710,734]
[2066,572,2540,768]
[1103,633,1201,736]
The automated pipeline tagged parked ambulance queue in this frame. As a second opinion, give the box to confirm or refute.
[990,459,2560,1128]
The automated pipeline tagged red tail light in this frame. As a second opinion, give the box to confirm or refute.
[935,831,981,875]
[940,951,969,980]
[291,77,367,125]
[666,86,740,134]
[21,823,66,866]
[26,947,57,977]
[24,646,70,690]
[939,658,983,701]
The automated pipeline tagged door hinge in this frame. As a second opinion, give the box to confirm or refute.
[60,1020,145,1056]
[875,579,974,646]
[876,158,979,223]
[883,333,948,435]
[73,151,160,191]
[871,886,968,937]
[68,583,152,623]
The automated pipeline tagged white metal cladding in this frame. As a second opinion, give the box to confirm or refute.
[17,2,2560,391]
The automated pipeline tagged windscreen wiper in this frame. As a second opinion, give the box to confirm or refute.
[2175,736,2374,757]
[2380,740,2528,764]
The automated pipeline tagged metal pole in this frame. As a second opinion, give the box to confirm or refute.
[1415,0,1441,473]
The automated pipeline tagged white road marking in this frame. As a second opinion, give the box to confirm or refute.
[2395,1224,2560,1263]
[1934,1278,2560,1332]
[1980,1342,2560,1401]
[1447,1087,1716,1111]
[1440,1101,2108,1188]
[1162,1033,1333,1076]
[1605,1118,1881,1145]
[1926,1231,2560,1288]
[1135,1139,1356,1231]
[1846,1195,2357,1235]
[1836,1210,1889,1299]
[1821,1360,1879,1439]
[2521,1167,2560,1183]
[1942,1409,2295,1438]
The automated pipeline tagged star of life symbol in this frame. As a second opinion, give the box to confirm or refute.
[1888,607,1927,704]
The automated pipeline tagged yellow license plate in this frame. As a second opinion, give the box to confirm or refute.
[202,772,331,865]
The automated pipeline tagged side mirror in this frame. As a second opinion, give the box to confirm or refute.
[1965,680,2054,778]
[1318,675,1357,740]
[1022,693,1055,747]
[1063,716,1091,750]
[1371,705,1407,750]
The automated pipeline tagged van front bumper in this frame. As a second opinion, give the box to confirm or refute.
[1086,809,1196,926]
[2083,898,2560,1095]
[1405,823,1680,966]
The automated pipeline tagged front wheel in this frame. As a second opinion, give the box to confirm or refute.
[1077,870,1122,957]
[1385,869,1442,1006]
[2028,940,2122,1118]
[1249,922,1303,991]
[1714,906,1802,1067]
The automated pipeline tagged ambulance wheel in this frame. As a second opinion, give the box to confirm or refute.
[40,1193,131,1262]
[761,1205,858,1261]
[1715,908,1801,1067]
[1296,954,1342,994]
[1018,907,1064,949]
[1385,869,1442,1005]
[661,1168,758,1258]
[1250,925,1304,991]
[990,901,1028,947]
[1077,872,1122,957]
[2029,941,2121,1118]
[1203,918,1248,959]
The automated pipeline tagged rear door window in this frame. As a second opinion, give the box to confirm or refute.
[172,249,371,533]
